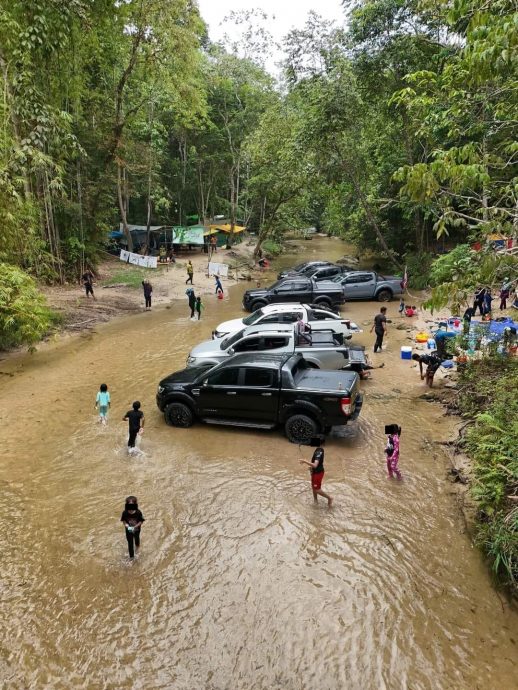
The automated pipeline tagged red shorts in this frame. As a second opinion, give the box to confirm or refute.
[311,472,324,491]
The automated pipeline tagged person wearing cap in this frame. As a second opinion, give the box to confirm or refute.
[299,437,333,507]
[121,496,145,559]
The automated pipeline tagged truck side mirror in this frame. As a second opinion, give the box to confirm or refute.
[228,347,235,355]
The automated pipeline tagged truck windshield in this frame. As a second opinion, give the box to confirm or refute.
[243,309,265,326]
[220,328,245,350]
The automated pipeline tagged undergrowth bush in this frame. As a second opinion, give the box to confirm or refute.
[0,263,56,350]
[458,357,518,591]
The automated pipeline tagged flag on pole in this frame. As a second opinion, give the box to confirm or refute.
[400,266,408,290]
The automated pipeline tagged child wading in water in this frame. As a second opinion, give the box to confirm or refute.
[195,295,203,320]
[95,383,111,425]
[299,436,333,507]
[121,496,144,559]
[385,425,402,480]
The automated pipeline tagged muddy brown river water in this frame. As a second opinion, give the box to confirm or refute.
[0,237,517,689]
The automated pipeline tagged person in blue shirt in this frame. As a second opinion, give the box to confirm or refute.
[95,383,111,425]
[214,275,223,296]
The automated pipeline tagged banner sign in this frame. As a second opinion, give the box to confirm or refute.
[172,226,205,245]
[120,250,158,269]
[208,262,229,277]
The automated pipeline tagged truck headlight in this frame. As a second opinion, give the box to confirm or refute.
[187,356,196,365]
[157,385,164,394]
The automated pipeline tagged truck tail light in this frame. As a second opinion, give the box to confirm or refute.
[340,397,352,415]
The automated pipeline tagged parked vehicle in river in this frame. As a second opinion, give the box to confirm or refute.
[187,323,364,370]
[331,271,404,301]
[242,277,345,312]
[156,353,363,443]
[278,263,354,282]
[212,303,360,340]
[277,261,334,280]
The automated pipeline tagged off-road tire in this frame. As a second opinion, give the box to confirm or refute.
[376,289,393,302]
[164,402,194,428]
[285,414,318,444]
[250,300,267,312]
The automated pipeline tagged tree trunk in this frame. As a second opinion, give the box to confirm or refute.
[117,162,133,252]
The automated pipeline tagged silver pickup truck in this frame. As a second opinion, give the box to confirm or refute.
[186,323,366,371]
[331,271,404,301]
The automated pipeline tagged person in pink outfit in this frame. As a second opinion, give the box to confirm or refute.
[385,425,402,480]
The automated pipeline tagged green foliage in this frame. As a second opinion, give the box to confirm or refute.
[428,244,473,286]
[0,263,55,350]
[403,251,433,289]
[458,357,518,589]
[261,239,283,256]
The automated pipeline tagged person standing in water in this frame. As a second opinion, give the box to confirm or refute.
[186,288,196,319]
[95,383,111,425]
[195,295,203,320]
[385,425,402,480]
[214,274,223,296]
[299,437,333,507]
[142,280,152,310]
[123,401,144,452]
[370,306,387,353]
[121,496,144,559]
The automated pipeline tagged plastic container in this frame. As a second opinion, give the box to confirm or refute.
[401,346,412,360]
[415,332,430,343]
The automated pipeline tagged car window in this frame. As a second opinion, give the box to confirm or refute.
[206,368,240,386]
[233,336,262,352]
[291,281,309,292]
[309,309,338,321]
[263,337,289,350]
[283,312,303,323]
[243,309,265,326]
[345,273,372,284]
[220,328,245,349]
[276,282,294,292]
[261,314,283,323]
[243,368,277,387]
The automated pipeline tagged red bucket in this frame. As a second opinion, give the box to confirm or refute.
[217,292,224,300]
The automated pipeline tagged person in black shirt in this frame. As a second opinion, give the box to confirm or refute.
[121,496,145,559]
[299,437,333,507]
[370,306,387,353]
[123,401,145,451]
[142,280,152,310]
[82,270,96,300]
[412,353,443,387]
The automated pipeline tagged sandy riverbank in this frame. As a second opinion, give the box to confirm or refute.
[42,240,261,334]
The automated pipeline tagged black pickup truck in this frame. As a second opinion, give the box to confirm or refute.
[242,277,345,313]
[156,353,363,444]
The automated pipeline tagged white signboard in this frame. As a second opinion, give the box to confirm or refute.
[120,250,158,269]
[208,262,229,277]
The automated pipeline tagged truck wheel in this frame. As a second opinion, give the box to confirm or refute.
[285,414,318,444]
[250,300,267,311]
[314,298,332,309]
[376,289,393,302]
[164,402,194,428]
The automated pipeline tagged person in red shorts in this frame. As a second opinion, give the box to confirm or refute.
[299,436,333,507]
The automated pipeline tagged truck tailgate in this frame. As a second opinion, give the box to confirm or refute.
[295,369,359,395]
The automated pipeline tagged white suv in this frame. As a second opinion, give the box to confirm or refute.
[213,303,360,340]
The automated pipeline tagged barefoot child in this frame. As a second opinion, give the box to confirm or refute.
[121,496,144,559]
[299,437,333,506]
[95,383,111,425]
[385,424,402,480]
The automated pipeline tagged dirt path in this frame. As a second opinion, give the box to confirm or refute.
[42,241,259,333]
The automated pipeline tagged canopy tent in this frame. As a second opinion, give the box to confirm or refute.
[208,223,246,235]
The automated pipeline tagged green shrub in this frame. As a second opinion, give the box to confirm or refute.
[0,263,56,350]
[458,357,518,589]
[262,239,283,256]
[403,252,433,289]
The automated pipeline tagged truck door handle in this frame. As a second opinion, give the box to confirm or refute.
[261,392,272,396]
[226,391,237,395]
